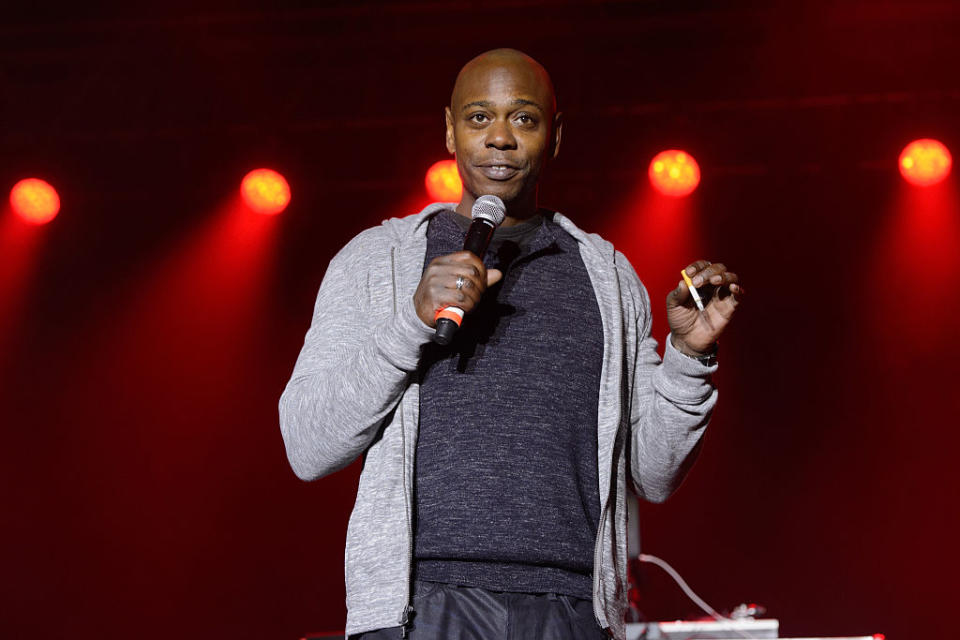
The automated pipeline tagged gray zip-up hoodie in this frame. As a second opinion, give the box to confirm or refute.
[279,203,716,639]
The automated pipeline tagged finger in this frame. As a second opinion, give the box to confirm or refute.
[434,284,482,310]
[668,279,691,306]
[708,291,740,319]
[443,271,477,289]
[709,278,743,308]
[441,269,486,295]
[706,273,744,303]
[445,268,502,310]
[447,251,487,271]
[692,262,727,287]
[436,283,482,312]
[705,263,729,286]
[710,270,738,290]
[430,252,485,275]
[683,260,712,280]
[454,254,489,287]
[430,261,482,284]
[718,284,744,304]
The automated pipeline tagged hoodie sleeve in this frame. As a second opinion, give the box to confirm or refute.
[278,228,434,481]
[616,251,717,503]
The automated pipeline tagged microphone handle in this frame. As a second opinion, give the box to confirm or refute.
[433,218,497,345]
[463,218,496,257]
[434,315,460,345]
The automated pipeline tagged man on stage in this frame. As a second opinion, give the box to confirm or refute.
[279,48,742,640]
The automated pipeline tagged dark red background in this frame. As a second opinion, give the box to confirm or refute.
[2,2,958,638]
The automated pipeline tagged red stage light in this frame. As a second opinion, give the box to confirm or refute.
[899,139,952,187]
[10,178,60,225]
[240,168,290,215]
[649,150,701,197]
[425,159,462,202]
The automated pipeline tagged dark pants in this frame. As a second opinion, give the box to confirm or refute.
[353,580,609,640]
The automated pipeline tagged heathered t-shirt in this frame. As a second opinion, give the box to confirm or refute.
[414,208,604,599]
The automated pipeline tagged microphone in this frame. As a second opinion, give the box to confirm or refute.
[433,195,506,345]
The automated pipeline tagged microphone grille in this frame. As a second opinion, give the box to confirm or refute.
[471,195,506,226]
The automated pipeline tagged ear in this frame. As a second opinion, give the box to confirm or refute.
[444,106,456,155]
[551,111,563,160]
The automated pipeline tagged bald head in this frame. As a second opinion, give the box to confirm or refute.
[444,48,562,223]
[451,48,556,116]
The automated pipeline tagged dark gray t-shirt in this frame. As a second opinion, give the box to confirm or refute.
[414,208,604,599]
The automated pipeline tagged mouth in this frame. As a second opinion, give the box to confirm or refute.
[476,163,521,181]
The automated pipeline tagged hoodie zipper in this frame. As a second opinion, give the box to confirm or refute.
[395,244,416,634]
[398,398,415,633]
[592,499,608,628]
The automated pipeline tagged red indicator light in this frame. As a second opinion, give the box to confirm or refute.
[241,168,291,215]
[649,150,701,197]
[425,159,462,202]
[899,138,951,187]
[10,178,60,225]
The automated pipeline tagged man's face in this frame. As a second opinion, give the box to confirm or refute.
[445,62,560,210]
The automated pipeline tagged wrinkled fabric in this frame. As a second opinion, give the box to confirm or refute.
[415,210,603,599]
[354,581,609,640]
[278,204,718,638]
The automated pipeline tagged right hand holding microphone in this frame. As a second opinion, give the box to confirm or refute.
[413,251,503,328]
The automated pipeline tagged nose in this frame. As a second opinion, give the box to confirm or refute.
[485,119,517,150]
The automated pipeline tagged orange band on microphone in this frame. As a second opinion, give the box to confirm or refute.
[434,307,464,326]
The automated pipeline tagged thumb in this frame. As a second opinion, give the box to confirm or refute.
[668,279,690,306]
[486,268,503,287]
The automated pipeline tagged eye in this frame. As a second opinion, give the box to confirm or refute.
[468,113,489,124]
[515,113,538,126]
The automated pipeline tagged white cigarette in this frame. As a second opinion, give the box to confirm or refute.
[681,269,705,312]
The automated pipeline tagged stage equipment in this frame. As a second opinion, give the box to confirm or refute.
[899,138,952,187]
[425,159,462,201]
[627,618,778,639]
[649,150,701,197]
[10,178,60,225]
[633,553,883,640]
[240,168,291,214]
[626,620,882,640]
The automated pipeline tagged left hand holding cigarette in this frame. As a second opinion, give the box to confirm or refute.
[666,259,743,357]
